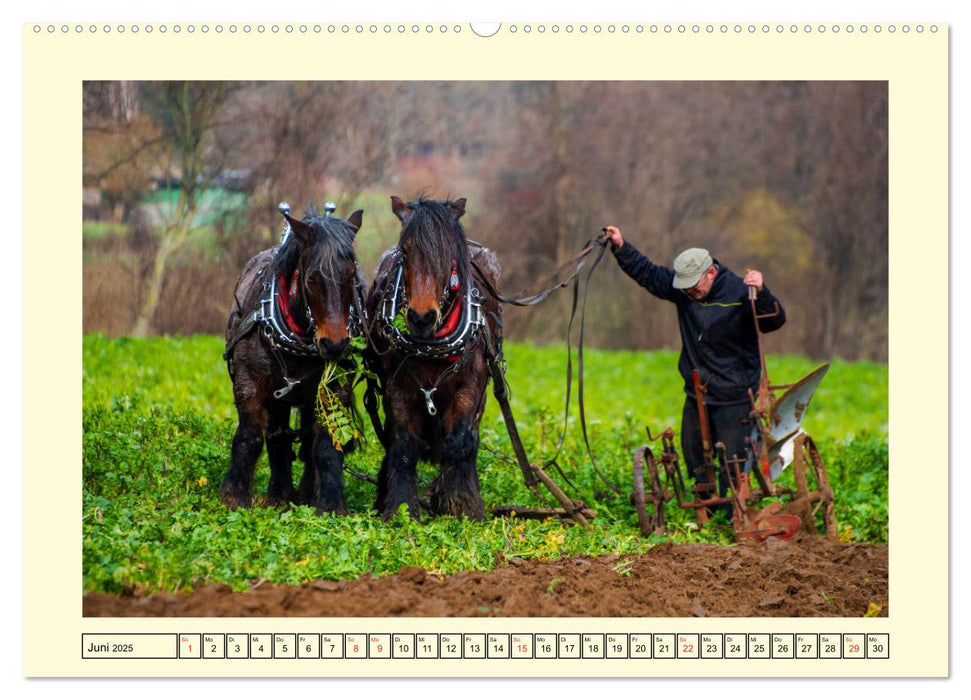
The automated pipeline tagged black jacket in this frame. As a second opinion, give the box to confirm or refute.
[614,242,786,405]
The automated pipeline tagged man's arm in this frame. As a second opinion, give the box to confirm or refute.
[605,225,677,302]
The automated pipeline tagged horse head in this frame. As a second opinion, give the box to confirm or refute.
[281,208,363,360]
[391,195,469,339]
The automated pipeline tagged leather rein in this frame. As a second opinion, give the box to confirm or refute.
[471,232,623,499]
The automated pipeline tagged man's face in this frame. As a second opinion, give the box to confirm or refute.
[684,266,717,300]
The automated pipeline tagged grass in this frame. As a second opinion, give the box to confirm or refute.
[82,333,888,595]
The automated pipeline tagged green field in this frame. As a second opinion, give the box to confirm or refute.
[83,334,888,594]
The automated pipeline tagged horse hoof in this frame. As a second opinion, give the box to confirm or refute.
[429,493,486,521]
[314,502,348,516]
[264,486,298,509]
[219,491,252,510]
[454,509,487,522]
[380,503,421,522]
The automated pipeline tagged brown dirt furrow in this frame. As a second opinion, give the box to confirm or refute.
[83,535,888,618]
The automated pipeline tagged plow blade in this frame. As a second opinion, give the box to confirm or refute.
[767,430,805,481]
[765,363,830,480]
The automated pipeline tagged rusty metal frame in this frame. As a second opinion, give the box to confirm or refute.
[631,364,838,542]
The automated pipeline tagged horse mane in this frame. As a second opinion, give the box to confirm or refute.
[269,205,357,282]
[399,195,470,286]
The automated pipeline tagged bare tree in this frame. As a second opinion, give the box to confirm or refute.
[131,82,235,336]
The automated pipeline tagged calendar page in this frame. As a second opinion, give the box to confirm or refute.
[21,16,947,679]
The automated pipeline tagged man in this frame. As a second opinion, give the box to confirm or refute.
[603,225,786,504]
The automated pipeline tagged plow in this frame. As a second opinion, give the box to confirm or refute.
[630,363,835,542]
[630,288,836,542]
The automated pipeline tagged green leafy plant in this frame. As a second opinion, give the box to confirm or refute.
[316,336,376,449]
[316,363,357,450]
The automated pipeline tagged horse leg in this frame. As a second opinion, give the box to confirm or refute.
[220,407,266,510]
[429,417,486,520]
[376,428,421,521]
[264,405,297,507]
[296,429,347,515]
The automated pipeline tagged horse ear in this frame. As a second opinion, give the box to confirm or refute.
[390,196,412,223]
[345,209,363,235]
[284,214,314,246]
[450,198,467,220]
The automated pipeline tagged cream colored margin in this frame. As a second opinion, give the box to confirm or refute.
[22,22,947,678]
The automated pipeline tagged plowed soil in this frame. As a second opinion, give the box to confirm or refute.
[83,534,887,618]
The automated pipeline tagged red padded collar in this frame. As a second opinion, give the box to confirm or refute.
[278,271,310,335]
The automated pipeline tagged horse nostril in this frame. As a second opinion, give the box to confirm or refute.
[406,308,437,333]
[319,337,349,359]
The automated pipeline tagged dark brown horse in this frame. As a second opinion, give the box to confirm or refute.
[365,195,502,520]
[221,205,364,515]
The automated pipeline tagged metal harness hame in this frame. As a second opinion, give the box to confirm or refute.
[374,248,486,361]
[224,202,368,400]
[369,246,487,416]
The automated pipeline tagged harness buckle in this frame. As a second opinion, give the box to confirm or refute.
[274,378,299,399]
[420,387,437,416]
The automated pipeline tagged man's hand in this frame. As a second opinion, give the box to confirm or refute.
[743,269,764,292]
[603,225,624,250]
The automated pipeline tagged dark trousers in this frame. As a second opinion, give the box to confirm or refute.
[680,397,753,497]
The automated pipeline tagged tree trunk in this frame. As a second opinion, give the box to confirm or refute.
[131,234,176,337]
[129,82,224,336]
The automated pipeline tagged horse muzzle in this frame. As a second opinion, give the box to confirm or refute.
[406,307,439,338]
[317,336,349,360]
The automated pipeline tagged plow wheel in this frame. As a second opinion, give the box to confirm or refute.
[790,434,837,537]
[631,447,667,537]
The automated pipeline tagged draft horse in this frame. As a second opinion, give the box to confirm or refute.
[221,205,364,515]
[366,195,502,520]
